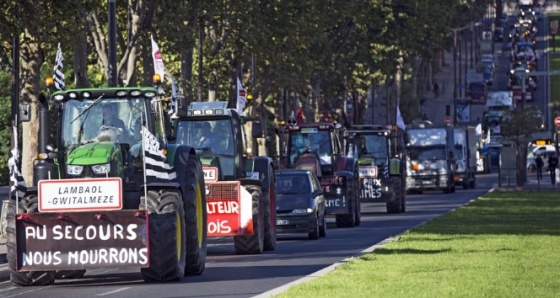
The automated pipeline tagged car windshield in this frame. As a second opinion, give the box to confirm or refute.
[275,175,310,194]
[61,97,147,150]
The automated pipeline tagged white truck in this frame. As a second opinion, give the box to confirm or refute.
[405,126,455,194]
[453,127,477,189]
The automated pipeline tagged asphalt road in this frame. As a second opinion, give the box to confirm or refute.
[0,173,499,298]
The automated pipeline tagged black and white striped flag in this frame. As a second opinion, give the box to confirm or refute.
[8,126,27,199]
[53,42,65,90]
[141,126,176,180]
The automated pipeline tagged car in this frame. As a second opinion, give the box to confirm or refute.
[275,169,327,239]
[527,145,556,172]
[467,82,489,102]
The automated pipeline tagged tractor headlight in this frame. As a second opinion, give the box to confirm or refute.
[92,163,111,175]
[67,165,84,176]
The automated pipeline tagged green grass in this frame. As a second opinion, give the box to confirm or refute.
[277,192,560,298]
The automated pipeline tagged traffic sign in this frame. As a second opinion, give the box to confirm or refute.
[555,117,560,127]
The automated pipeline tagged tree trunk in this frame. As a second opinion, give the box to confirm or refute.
[20,36,42,186]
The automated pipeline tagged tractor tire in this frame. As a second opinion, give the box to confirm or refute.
[319,212,327,237]
[55,270,86,279]
[183,156,207,276]
[387,177,404,213]
[262,166,277,251]
[308,215,320,240]
[335,175,357,228]
[140,190,186,282]
[352,175,361,226]
[335,204,356,228]
[233,186,264,254]
[7,195,56,286]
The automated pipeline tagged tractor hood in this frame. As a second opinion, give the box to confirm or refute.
[66,142,115,165]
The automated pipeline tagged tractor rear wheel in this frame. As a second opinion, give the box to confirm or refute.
[7,195,56,286]
[262,166,276,251]
[183,156,207,276]
[233,186,264,254]
[387,177,404,213]
[140,190,186,282]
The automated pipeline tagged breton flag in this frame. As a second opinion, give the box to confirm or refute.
[141,126,176,180]
[396,106,406,130]
[53,42,65,90]
[236,77,246,113]
[151,35,166,83]
[8,126,27,199]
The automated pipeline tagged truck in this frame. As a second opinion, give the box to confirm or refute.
[277,119,361,227]
[405,124,456,194]
[346,125,406,213]
[483,91,514,132]
[7,76,207,286]
[173,101,276,254]
[452,126,477,189]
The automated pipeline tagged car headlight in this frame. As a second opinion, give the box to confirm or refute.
[292,208,313,214]
[92,163,111,175]
[67,165,84,176]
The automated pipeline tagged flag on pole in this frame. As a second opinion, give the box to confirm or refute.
[151,35,166,83]
[141,126,176,180]
[53,42,65,90]
[169,76,178,115]
[236,77,246,113]
[8,126,27,199]
[396,106,406,130]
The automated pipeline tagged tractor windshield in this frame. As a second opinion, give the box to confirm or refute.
[62,97,148,150]
[288,130,332,166]
[175,119,235,177]
[355,135,388,159]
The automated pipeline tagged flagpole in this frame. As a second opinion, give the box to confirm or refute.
[140,115,148,204]
[11,5,20,214]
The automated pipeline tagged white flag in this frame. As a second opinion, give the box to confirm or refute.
[475,123,482,136]
[53,42,65,90]
[151,35,165,83]
[236,77,247,113]
[396,106,406,130]
[169,76,178,115]
[142,126,176,181]
[9,126,27,199]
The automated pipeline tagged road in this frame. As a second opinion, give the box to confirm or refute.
[0,173,499,298]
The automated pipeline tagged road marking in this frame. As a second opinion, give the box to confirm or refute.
[97,287,130,296]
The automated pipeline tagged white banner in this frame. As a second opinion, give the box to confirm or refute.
[151,35,165,83]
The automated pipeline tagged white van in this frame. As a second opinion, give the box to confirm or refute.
[527,145,556,172]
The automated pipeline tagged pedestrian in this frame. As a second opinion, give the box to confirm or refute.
[433,82,440,98]
[535,154,544,180]
[548,153,559,186]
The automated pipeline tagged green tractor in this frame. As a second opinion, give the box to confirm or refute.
[7,78,207,286]
[173,101,276,254]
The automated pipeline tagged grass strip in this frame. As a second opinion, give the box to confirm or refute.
[278,192,560,298]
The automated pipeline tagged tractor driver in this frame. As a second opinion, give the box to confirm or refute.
[98,103,127,142]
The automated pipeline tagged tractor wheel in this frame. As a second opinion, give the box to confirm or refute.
[335,204,356,228]
[183,156,207,276]
[319,212,327,237]
[353,175,361,226]
[7,195,56,286]
[308,214,320,240]
[233,186,264,254]
[387,177,404,213]
[335,175,357,228]
[140,190,186,282]
[262,166,277,251]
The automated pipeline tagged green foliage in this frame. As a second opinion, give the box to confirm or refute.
[500,107,542,144]
[0,71,14,185]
